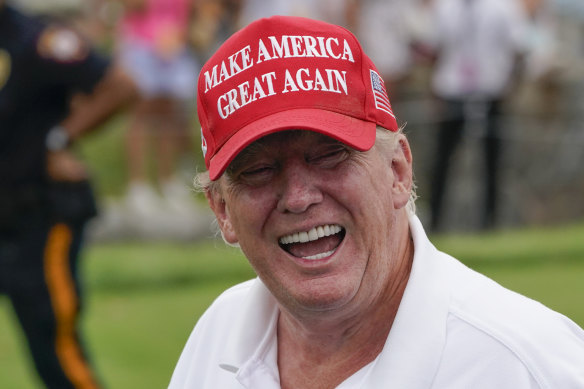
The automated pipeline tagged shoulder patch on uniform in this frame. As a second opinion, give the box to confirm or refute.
[0,49,11,90]
[37,26,89,63]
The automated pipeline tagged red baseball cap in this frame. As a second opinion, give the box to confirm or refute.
[197,15,398,180]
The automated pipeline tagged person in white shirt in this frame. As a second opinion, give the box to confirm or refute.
[346,0,416,98]
[169,15,584,389]
[426,0,530,231]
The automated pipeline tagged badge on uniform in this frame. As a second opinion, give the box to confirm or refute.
[37,26,89,63]
[0,49,10,90]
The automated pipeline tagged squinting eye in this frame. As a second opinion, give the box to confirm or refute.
[308,147,350,166]
[236,164,276,185]
[242,166,273,176]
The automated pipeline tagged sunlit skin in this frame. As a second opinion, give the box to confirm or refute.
[207,130,414,388]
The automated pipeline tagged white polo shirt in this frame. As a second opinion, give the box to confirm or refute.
[169,216,584,388]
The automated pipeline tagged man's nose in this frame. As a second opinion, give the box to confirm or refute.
[276,160,323,214]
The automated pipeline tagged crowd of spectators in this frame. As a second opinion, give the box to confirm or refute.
[14,0,584,234]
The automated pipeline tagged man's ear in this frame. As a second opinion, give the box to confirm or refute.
[391,135,413,210]
[206,188,238,244]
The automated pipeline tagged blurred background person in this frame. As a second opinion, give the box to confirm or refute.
[236,0,315,28]
[116,0,200,225]
[0,1,136,388]
[516,0,562,118]
[188,0,242,63]
[236,0,348,29]
[346,0,417,101]
[423,0,531,232]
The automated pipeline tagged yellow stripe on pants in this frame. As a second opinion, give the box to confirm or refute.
[44,223,99,389]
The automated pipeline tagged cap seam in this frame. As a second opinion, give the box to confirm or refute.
[340,23,371,127]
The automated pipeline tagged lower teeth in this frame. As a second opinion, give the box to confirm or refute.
[302,249,335,260]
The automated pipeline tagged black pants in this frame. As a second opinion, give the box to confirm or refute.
[430,98,502,231]
[0,213,101,389]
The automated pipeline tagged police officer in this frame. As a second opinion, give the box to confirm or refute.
[0,1,136,388]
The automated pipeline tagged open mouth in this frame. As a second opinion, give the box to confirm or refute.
[278,224,346,260]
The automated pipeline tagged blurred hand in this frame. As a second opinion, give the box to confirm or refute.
[46,150,88,182]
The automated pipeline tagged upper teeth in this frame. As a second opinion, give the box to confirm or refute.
[279,225,342,245]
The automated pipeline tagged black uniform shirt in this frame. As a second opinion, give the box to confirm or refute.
[0,5,110,191]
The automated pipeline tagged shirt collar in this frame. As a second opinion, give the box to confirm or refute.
[218,279,280,374]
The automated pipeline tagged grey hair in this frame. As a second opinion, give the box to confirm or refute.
[193,126,417,214]
[373,125,418,215]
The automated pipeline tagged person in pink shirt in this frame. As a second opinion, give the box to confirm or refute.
[117,0,200,225]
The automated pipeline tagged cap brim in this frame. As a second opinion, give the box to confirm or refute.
[208,108,377,180]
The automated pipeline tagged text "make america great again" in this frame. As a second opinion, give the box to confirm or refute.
[203,35,356,119]
[203,35,355,93]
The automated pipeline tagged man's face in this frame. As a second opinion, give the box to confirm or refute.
[209,130,412,318]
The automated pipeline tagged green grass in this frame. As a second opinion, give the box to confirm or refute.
[0,240,255,389]
[82,241,255,388]
[432,222,584,326]
[1,223,584,388]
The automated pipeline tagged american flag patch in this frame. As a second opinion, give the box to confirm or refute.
[370,70,395,118]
